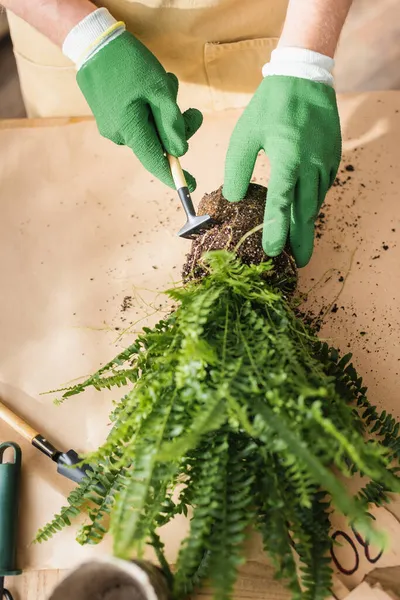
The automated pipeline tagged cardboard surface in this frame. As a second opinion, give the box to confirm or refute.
[345,582,394,600]
[0,93,399,586]
[329,506,400,589]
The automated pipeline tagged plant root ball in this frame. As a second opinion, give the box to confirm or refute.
[182,184,297,292]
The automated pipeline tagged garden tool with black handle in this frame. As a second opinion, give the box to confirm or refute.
[0,442,22,600]
[167,154,213,238]
[0,399,92,485]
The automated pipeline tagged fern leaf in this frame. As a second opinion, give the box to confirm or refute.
[111,394,177,558]
[174,432,229,598]
[35,474,94,542]
[39,250,400,600]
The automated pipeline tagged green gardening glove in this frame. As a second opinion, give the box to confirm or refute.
[77,32,203,191]
[223,76,341,267]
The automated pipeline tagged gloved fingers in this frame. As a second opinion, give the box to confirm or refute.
[128,122,197,192]
[331,137,342,185]
[329,168,338,188]
[166,72,179,98]
[151,100,188,157]
[262,162,297,258]
[223,125,260,201]
[183,108,203,140]
[328,144,341,188]
[125,104,177,189]
[289,170,320,268]
[150,73,188,157]
[318,168,331,209]
[183,169,197,192]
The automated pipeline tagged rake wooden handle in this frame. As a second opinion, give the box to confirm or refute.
[0,400,38,442]
[167,154,187,190]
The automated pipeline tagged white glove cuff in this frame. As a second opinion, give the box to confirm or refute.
[62,7,126,70]
[262,47,335,87]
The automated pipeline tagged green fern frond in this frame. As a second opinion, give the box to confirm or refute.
[38,251,400,600]
[292,492,333,600]
[254,454,303,599]
[53,341,142,404]
[75,465,120,546]
[206,435,256,600]
[34,473,95,542]
[111,391,178,558]
[174,431,230,598]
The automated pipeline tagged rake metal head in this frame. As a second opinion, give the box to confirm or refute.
[178,214,214,239]
[56,449,93,484]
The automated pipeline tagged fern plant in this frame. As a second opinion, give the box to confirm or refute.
[36,251,400,600]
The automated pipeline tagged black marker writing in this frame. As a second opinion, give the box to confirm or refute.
[330,514,384,575]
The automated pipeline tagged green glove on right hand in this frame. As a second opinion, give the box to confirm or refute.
[223,76,342,267]
[77,32,203,191]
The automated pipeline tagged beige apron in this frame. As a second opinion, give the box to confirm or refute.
[7,0,288,117]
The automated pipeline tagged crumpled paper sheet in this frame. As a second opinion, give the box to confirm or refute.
[0,93,399,589]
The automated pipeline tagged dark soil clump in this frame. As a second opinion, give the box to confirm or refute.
[121,296,133,312]
[182,184,297,293]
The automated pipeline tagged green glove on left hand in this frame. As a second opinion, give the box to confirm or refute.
[223,76,341,267]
